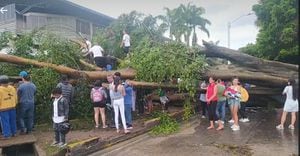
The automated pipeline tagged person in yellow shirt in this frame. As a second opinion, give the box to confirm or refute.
[0,75,17,139]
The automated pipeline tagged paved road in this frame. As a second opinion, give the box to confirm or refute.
[90,109,298,156]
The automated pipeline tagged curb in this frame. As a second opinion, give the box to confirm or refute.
[46,110,185,156]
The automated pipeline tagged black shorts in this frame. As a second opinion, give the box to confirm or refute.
[123,46,130,54]
[94,57,106,68]
[93,101,106,108]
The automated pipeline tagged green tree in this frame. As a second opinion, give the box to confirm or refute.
[158,3,211,46]
[240,0,299,64]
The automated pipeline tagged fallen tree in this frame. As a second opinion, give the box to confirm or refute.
[1,39,297,88]
[0,53,136,80]
[201,41,298,79]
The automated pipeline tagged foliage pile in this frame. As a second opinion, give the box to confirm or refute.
[151,112,179,136]
[240,0,298,64]
[0,31,94,123]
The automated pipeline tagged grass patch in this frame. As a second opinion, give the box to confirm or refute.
[214,143,253,156]
[150,112,179,136]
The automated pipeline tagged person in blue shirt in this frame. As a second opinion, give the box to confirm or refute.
[124,80,133,129]
[17,74,36,134]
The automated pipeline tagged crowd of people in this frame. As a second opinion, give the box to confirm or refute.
[0,69,298,148]
[198,76,298,132]
[0,70,138,148]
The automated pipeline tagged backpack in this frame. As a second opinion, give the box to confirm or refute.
[240,87,249,102]
[91,88,104,103]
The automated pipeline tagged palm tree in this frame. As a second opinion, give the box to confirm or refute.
[182,3,211,46]
[157,8,177,40]
[159,3,211,46]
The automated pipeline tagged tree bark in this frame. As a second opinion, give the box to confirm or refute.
[0,54,136,80]
[201,40,298,79]
[0,53,291,87]
[79,59,103,71]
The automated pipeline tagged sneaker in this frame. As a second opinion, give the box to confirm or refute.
[102,125,108,129]
[288,125,295,130]
[58,142,67,148]
[127,126,133,130]
[239,118,245,122]
[51,141,59,147]
[201,115,206,119]
[228,119,234,123]
[243,118,250,122]
[276,125,284,130]
[230,125,235,129]
[221,121,225,124]
[232,125,240,131]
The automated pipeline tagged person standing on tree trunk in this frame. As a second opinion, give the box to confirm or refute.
[0,75,17,139]
[120,30,130,56]
[276,78,298,130]
[17,74,36,135]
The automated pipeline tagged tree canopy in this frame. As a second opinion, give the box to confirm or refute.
[239,0,299,64]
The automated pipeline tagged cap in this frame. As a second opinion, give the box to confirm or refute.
[19,71,28,78]
[0,75,9,84]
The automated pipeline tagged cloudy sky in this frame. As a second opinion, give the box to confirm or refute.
[69,0,259,50]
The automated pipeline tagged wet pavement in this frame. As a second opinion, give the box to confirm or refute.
[90,108,298,156]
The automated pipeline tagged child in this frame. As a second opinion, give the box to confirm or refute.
[91,80,107,128]
[50,87,69,148]
[158,89,169,112]
[145,93,154,114]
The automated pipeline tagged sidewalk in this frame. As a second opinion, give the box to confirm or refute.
[33,106,184,156]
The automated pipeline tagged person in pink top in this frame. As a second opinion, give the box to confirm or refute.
[206,76,222,130]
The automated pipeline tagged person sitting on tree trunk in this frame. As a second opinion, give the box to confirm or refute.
[85,43,106,68]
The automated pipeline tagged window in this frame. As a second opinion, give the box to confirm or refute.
[76,19,90,35]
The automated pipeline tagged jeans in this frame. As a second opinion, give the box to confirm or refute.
[53,123,66,143]
[239,102,247,118]
[124,104,132,126]
[207,101,218,121]
[0,109,17,138]
[216,101,226,121]
[19,103,34,133]
[113,98,127,130]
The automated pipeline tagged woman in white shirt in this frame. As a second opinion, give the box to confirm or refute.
[276,79,298,130]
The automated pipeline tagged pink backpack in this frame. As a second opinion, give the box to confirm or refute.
[91,88,104,102]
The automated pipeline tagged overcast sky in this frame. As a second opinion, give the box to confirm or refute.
[69,0,259,50]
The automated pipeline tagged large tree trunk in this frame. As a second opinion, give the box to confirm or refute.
[201,40,298,79]
[0,53,291,88]
[0,54,136,80]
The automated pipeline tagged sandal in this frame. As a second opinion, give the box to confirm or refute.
[207,126,214,130]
